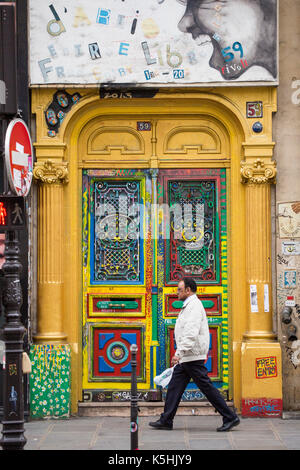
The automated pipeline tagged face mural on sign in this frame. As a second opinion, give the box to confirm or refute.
[29,0,277,84]
[176,0,277,80]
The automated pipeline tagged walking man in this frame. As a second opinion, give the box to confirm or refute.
[149,277,240,432]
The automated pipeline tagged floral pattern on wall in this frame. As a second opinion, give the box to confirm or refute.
[29,344,71,418]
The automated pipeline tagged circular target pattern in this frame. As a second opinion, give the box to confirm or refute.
[107,341,129,364]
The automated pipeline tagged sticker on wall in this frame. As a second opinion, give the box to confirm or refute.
[255,356,277,379]
[264,284,270,312]
[278,202,300,238]
[284,270,297,288]
[250,284,258,313]
[282,241,300,255]
[246,101,263,118]
[256,357,278,379]
[285,295,295,307]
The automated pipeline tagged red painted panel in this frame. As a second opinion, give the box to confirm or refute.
[168,326,218,377]
[242,398,282,417]
[93,327,142,379]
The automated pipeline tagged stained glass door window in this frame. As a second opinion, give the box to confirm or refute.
[167,178,220,284]
[91,179,143,284]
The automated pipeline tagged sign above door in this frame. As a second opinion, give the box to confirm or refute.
[29,0,278,86]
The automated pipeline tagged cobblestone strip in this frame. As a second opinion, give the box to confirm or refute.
[89,420,104,449]
[269,419,287,449]
[183,416,191,450]
[36,422,55,450]
[227,430,237,450]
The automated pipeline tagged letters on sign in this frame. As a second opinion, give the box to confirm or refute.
[256,356,278,379]
[29,0,277,84]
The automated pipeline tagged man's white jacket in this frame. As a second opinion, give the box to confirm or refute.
[174,294,210,363]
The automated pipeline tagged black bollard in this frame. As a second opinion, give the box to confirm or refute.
[130,343,138,450]
[0,230,26,450]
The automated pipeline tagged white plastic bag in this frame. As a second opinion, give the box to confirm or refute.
[154,366,175,388]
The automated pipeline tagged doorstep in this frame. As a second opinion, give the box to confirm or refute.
[77,401,235,417]
[282,411,300,419]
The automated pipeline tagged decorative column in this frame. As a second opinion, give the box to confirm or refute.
[29,159,71,419]
[33,160,68,343]
[240,155,282,417]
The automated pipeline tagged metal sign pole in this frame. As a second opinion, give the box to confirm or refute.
[130,344,139,451]
[0,229,26,450]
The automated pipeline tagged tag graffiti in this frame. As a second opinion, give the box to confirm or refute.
[242,398,282,417]
[285,340,300,368]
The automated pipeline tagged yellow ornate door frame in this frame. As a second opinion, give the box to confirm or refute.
[31,86,282,416]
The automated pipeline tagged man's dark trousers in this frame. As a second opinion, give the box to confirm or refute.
[160,360,236,426]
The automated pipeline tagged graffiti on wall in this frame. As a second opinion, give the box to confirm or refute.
[277,201,300,370]
[285,340,300,369]
[29,0,277,85]
[242,398,282,417]
[255,357,278,379]
[278,202,300,238]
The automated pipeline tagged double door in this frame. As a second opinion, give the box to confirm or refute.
[82,168,229,402]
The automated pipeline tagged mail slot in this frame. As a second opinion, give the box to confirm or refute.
[172,300,215,310]
[88,295,145,318]
[96,300,139,309]
[165,294,221,317]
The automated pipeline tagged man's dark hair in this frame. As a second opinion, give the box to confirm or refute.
[182,277,197,293]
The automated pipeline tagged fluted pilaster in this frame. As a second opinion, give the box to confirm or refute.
[241,158,277,341]
[33,160,68,343]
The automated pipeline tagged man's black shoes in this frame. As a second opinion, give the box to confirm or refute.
[217,416,240,432]
[149,416,240,432]
[149,419,173,430]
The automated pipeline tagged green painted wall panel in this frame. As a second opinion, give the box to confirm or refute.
[29,344,71,419]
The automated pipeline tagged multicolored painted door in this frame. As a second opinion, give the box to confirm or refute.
[157,169,229,401]
[82,169,154,402]
[82,168,229,402]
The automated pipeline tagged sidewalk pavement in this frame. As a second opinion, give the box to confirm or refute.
[2,414,300,451]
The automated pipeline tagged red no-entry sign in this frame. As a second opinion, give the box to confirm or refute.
[4,118,33,197]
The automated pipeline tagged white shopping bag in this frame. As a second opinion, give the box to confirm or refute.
[154,366,175,388]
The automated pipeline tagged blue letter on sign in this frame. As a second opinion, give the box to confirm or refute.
[96,9,110,25]
[119,42,129,55]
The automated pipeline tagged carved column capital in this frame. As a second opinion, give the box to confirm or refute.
[241,159,277,185]
[33,160,69,184]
